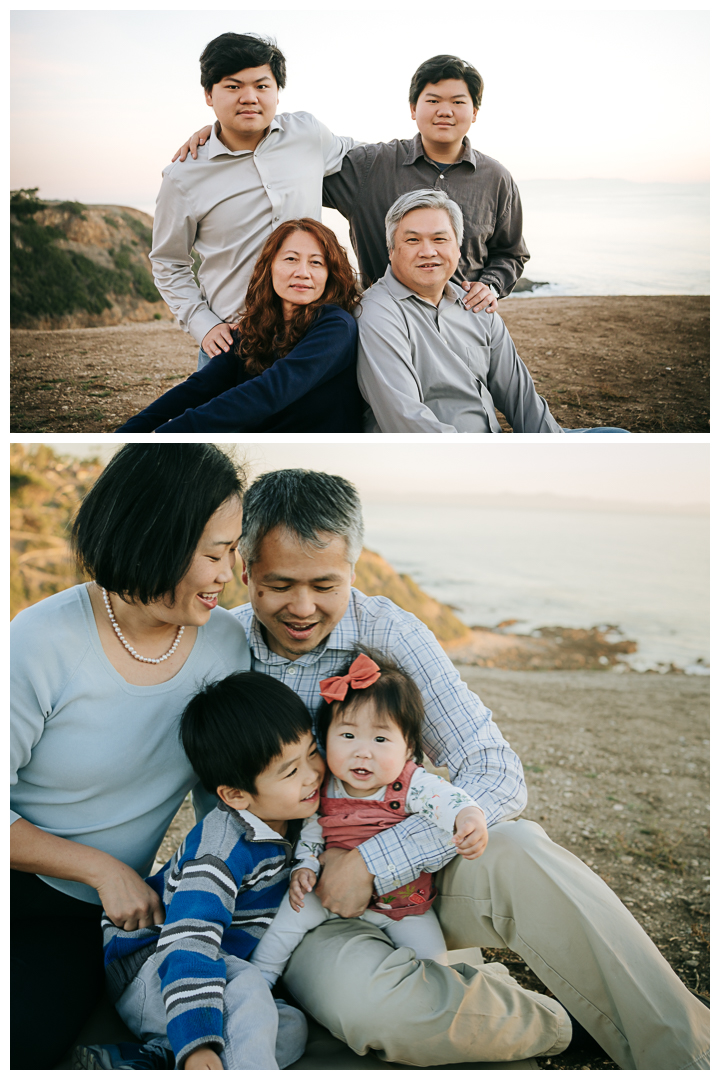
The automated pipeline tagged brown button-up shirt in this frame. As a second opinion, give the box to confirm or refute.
[322,133,530,294]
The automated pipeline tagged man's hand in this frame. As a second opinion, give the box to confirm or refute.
[315,847,374,918]
[453,806,488,860]
[184,1047,223,1069]
[461,280,498,314]
[94,859,165,931]
[173,126,214,163]
[289,867,317,912]
[201,324,235,358]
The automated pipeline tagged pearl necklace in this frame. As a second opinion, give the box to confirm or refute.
[102,588,185,664]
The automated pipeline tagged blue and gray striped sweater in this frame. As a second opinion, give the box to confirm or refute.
[102,803,303,1067]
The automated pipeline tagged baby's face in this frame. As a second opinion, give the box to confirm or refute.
[325,700,413,798]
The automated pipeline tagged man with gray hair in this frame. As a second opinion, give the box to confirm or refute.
[356,188,563,433]
[229,467,709,1071]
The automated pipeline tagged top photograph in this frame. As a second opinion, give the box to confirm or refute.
[10,10,709,434]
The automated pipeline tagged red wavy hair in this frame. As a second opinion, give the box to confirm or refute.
[236,219,362,376]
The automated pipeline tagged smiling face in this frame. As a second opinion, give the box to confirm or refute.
[271,230,329,323]
[243,526,354,660]
[219,731,325,834]
[411,78,478,157]
[205,64,279,152]
[325,698,413,798]
[145,497,243,627]
[389,206,461,304]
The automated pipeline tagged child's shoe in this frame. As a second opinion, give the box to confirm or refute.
[72,1040,174,1069]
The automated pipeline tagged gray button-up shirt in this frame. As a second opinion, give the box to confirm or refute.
[323,133,529,293]
[150,112,355,344]
[356,267,563,433]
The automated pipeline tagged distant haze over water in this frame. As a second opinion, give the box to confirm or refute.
[512,180,709,296]
[363,501,709,673]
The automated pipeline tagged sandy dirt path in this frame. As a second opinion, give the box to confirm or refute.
[11,296,709,434]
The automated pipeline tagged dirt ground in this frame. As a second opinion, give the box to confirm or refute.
[155,668,709,1071]
[10,295,709,433]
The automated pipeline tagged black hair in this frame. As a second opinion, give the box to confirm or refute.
[200,32,287,94]
[71,444,245,605]
[240,468,364,570]
[181,670,314,795]
[409,54,484,109]
[315,649,425,764]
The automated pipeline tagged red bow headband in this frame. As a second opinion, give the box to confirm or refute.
[319,653,381,703]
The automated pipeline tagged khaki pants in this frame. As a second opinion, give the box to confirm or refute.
[283,819,710,1069]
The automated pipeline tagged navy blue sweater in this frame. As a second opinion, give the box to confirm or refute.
[117,305,363,433]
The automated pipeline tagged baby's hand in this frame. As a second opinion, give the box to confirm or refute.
[453,806,488,860]
[289,867,317,911]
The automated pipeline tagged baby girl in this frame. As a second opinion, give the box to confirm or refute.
[251,650,487,983]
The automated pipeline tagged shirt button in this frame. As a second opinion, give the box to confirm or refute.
[392,782,403,791]
[287,666,297,675]
[274,216,279,222]
[390,801,401,810]
[439,174,445,180]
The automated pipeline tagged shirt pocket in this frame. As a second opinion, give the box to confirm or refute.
[465,346,491,383]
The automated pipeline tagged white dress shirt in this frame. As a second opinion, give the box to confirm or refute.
[150,112,355,344]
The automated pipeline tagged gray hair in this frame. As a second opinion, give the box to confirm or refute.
[385,189,464,253]
[240,469,364,570]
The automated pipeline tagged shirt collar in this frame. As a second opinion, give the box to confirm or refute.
[207,116,281,159]
[382,265,465,308]
[247,590,362,667]
[404,131,475,169]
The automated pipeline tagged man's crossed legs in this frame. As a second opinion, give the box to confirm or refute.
[284,819,709,1070]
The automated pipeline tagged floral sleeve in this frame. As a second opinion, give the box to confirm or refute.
[406,768,479,835]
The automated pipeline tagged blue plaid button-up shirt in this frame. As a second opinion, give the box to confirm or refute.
[233,589,526,894]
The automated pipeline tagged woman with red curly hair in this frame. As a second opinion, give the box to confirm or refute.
[118,220,364,432]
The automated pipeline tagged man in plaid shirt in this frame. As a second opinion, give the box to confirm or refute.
[231,468,709,1071]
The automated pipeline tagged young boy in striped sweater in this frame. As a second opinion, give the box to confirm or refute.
[81,671,324,1071]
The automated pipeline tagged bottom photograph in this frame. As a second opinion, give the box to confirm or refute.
[10,440,709,1072]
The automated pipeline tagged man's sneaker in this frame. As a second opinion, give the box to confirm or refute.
[72,1041,175,1069]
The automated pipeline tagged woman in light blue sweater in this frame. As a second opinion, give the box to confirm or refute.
[10,444,250,1070]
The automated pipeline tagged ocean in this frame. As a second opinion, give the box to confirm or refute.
[324,179,709,297]
[362,501,709,673]
[507,179,709,297]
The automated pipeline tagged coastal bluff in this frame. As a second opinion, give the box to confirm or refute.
[10,189,173,330]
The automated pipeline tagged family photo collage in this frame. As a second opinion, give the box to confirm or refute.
[9,7,711,1072]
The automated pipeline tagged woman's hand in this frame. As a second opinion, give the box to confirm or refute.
[315,848,374,917]
[289,867,317,912]
[10,818,164,928]
[93,859,165,930]
[453,806,488,860]
[173,126,214,163]
[184,1047,223,1069]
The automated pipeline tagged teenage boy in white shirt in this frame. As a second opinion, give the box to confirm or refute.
[150,32,354,368]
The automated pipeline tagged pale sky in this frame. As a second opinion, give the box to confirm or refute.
[37,441,710,509]
[11,7,710,215]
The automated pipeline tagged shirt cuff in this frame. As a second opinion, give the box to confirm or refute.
[187,309,226,347]
[357,834,416,896]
